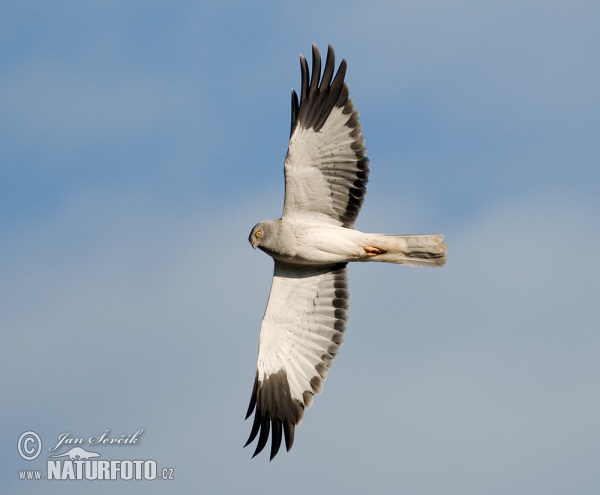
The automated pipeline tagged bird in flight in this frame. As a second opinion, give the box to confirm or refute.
[245,44,447,460]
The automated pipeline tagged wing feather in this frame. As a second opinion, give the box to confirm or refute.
[283,44,369,228]
[244,261,349,460]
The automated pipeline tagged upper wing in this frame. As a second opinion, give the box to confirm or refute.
[245,261,349,460]
[282,44,370,228]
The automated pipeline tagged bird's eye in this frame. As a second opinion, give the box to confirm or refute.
[255,230,262,238]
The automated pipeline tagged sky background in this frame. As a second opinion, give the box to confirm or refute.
[2,1,599,493]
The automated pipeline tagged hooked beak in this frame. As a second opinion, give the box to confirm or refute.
[248,233,257,249]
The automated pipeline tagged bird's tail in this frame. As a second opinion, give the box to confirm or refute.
[361,234,447,267]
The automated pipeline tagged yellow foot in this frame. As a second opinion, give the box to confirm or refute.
[363,246,387,256]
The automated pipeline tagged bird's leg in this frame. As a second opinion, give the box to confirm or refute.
[363,246,387,256]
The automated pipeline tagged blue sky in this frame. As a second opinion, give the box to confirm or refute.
[2,1,599,493]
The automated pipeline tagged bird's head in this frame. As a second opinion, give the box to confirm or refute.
[249,220,283,253]
[248,222,265,249]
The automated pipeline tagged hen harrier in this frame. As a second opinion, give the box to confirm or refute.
[245,44,447,460]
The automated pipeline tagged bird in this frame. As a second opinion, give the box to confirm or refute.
[244,44,447,460]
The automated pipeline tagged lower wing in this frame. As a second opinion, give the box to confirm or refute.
[245,261,349,460]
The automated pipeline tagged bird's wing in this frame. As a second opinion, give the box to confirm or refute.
[245,261,349,460]
[282,44,370,228]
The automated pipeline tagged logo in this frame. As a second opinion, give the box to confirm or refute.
[18,431,42,461]
[16,429,174,482]
[49,447,100,460]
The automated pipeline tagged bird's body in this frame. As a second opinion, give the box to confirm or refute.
[250,218,446,266]
[245,44,447,460]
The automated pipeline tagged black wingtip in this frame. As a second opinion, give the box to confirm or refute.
[319,45,335,89]
[244,406,261,448]
[290,89,299,138]
[309,44,321,93]
[292,44,350,133]
[245,371,259,419]
[244,368,305,460]
[283,421,295,452]
[252,416,270,458]
[269,419,282,461]
[299,54,309,103]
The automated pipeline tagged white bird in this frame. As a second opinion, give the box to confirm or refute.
[245,44,447,460]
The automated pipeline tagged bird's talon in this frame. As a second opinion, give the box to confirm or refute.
[363,246,386,256]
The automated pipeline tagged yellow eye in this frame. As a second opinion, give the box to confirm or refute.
[255,230,262,238]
